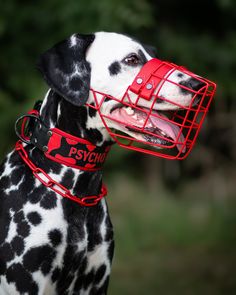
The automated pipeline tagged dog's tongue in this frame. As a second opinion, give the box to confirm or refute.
[111,107,186,152]
[149,113,186,152]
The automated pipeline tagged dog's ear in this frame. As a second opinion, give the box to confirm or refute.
[143,44,157,58]
[37,33,95,106]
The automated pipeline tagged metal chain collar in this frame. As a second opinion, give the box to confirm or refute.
[15,140,107,207]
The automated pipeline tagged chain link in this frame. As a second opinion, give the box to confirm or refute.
[15,140,107,206]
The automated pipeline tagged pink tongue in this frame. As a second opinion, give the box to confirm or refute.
[111,107,186,153]
[149,113,186,153]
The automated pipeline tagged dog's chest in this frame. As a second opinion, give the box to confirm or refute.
[0,152,114,294]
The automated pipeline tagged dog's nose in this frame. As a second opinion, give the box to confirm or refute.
[185,78,205,91]
[179,78,205,96]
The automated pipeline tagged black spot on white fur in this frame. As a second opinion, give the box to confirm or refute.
[51,267,61,283]
[17,221,30,238]
[0,260,6,276]
[108,61,121,76]
[11,236,25,256]
[40,191,57,209]
[6,263,39,294]
[14,210,24,223]
[0,243,14,262]
[94,264,107,284]
[48,229,62,247]
[23,245,56,273]
[27,211,42,226]
[88,102,97,117]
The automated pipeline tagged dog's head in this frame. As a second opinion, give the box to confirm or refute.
[38,32,215,159]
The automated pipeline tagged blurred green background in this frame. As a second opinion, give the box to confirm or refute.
[0,0,236,294]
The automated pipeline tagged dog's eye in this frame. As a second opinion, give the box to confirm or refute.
[123,54,140,66]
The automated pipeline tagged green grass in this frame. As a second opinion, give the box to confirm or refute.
[106,174,236,295]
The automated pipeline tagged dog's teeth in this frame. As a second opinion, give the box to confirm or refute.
[126,107,134,115]
[160,131,167,136]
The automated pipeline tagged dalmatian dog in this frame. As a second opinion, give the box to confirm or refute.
[0,32,204,295]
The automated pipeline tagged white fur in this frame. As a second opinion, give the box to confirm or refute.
[87,32,151,100]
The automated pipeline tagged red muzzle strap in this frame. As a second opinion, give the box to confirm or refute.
[129,58,173,100]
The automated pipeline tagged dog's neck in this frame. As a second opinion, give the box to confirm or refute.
[40,90,107,144]
[28,90,112,200]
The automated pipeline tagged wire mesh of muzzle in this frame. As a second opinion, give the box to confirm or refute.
[86,59,216,160]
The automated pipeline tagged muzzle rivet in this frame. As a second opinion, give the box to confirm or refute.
[146,83,153,90]
[136,78,143,84]
[42,146,48,152]
[47,130,53,137]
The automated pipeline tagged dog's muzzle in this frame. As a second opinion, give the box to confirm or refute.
[87,58,216,160]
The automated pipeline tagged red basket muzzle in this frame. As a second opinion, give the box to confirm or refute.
[87,58,216,160]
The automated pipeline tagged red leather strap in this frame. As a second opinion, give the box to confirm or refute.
[16,110,111,171]
[129,58,174,100]
[45,127,111,171]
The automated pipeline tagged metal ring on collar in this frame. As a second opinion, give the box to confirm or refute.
[15,114,43,145]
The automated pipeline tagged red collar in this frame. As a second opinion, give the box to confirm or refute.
[15,108,111,172]
[36,127,111,171]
